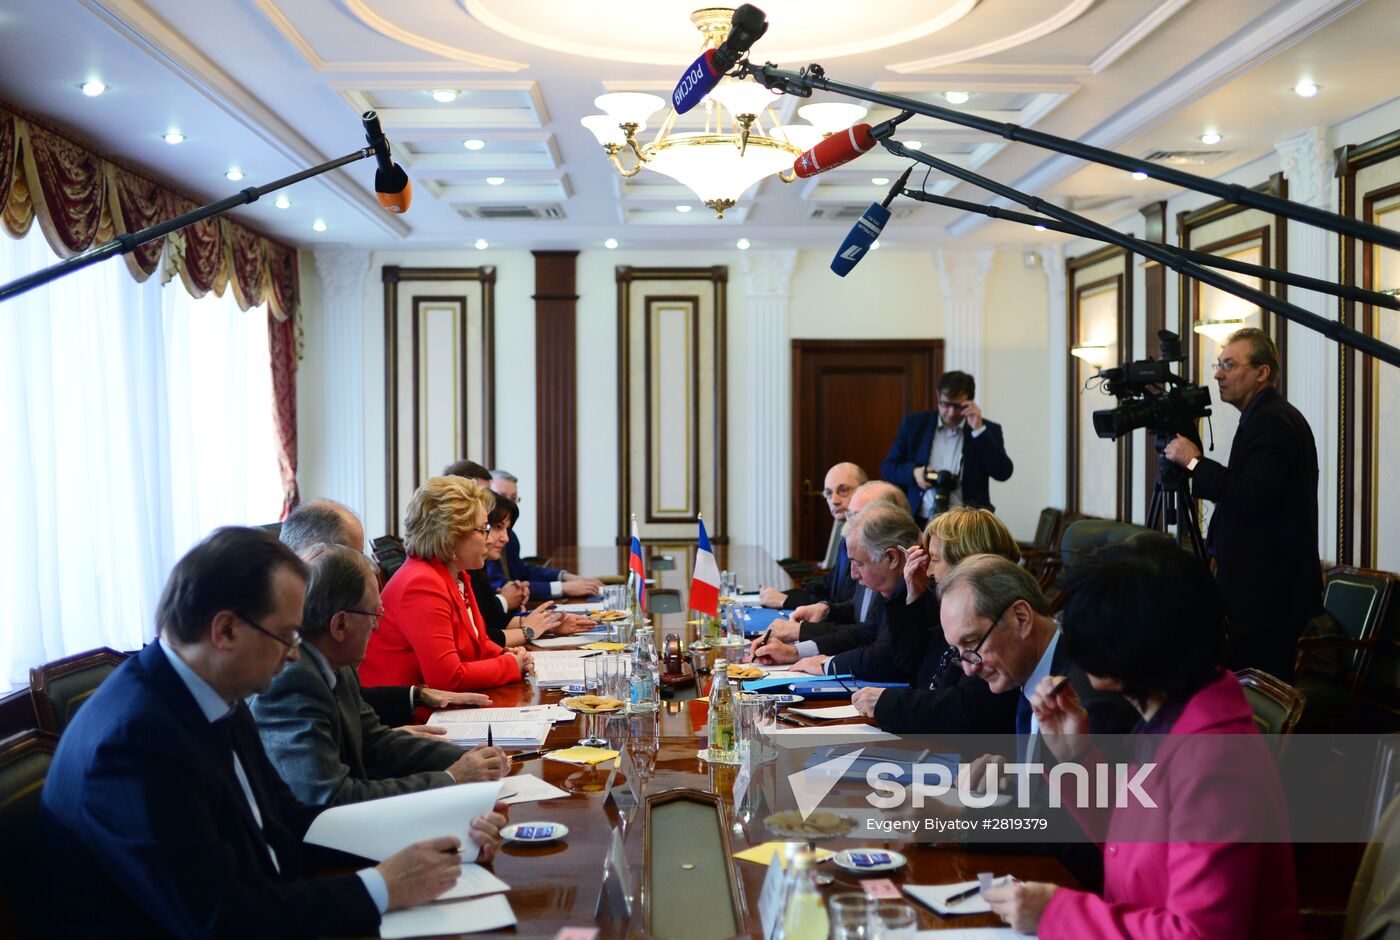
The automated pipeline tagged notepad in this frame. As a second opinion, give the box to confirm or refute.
[903,877,1013,916]
[733,842,836,867]
[789,704,861,721]
[434,720,551,748]
[379,894,516,938]
[545,746,620,765]
[531,634,599,649]
[440,864,510,901]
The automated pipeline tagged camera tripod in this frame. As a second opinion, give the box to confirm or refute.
[1146,433,1207,562]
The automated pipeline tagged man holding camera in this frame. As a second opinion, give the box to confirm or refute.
[1164,327,1321,680]
[882,370,1015,525]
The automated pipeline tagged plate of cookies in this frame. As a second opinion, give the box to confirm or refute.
[561,694,626,714]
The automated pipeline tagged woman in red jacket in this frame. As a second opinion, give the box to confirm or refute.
[361,476,530,694]
[985,539,1302,940]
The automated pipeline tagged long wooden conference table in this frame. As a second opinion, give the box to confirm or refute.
[400,544,1076,938]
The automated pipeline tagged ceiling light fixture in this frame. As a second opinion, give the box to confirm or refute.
[870,240,881,251]
[1131,170,1149,181]
[485,177,505,186]
[1200,132,1222,146]
[463,139,486,151]
[274,195,291,209]
[604,238,619,249]
[225,169,245,182]
[163,131,185,145]
[871,177,890,185]
[312,219,327,232]
[944,91,971,105]
[1293,80,1320,98]
[475,238,489,249]
[1193,317,1246,344]
[431,89,460,103]
[1070,344,1109,368]
[1034,224,1047,231]
[580,8,851,219]
[675,204,693,213]
[80,80,106,97]
[736,238,751,250]
[905,140,923,151]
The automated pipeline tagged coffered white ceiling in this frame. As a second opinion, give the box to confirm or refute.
[0,0,1394,251]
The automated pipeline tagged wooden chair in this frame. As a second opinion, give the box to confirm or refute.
[371,534,408,584]
[29,647,128,735]
[0,729,59,937]
[1235,668,1306,758]
[1019,506,1063,581]
[647,589,684,616]
[1295,566,1400,732]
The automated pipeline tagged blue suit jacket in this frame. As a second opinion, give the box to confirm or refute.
[882,413,1014,518]
[39,643,379,939]
[485,528,561,598]
[783,536,854,609]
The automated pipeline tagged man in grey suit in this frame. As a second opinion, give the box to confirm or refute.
[252,544,507,806]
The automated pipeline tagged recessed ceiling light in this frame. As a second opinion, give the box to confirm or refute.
[870,240,881,250]
[944,91,971,105]
[312,219,327,232]
[1034,224,1047,232]
[163,130,185,145]
[1131,170,1149,181]
[80,80,106,97]
[225,169,244,182]
[872,177,890,185]
[675,205,692,213]
[475,238,489,250]
[431,89,459,103]
[1293,80,1320,98]
[274,195,291,209]
[485,176,505,186]
[1199,132,1222,146]
[905,140,923,150]
[463,139,486,151]
[604,238,619,249]
[736,238,751,250]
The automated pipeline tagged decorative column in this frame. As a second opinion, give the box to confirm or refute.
[1038,245,1068,510]
[935,250,994,377]
[1274,127,1335,558]
[533,251,580,556]
[741,249,797,560]
[312,249,370,516]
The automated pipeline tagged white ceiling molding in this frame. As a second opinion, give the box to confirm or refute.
[78,0,410,237]
[334,83,549,131]
[888,0,1096,73]
[1090,0,1196,75]
[910,63,1093,76]
[341,0,527,71]
[947,0,1366,236]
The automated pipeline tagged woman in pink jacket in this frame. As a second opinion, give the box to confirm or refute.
[985,539,1302,939]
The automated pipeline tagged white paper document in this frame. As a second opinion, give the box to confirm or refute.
[497,773,570,804]
[426,720,551,748]
[913,930,1027,940]
[304,779,502,860]
[789,704,861,721]
[904,879,1014,916]
[770,723,897,742]
[440,863,510,901]
[379,894,517,938]
[532,651,593,687]
[430,705,573,724]
[731,593,763,606]
[531,634,598,649]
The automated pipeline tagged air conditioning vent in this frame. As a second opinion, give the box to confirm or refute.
[808,205,914,221]
[1142,149,1231,166]
[458,204,565,220]
[1065,194,1127,212]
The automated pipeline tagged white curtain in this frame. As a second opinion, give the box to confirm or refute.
[0,227,284,688]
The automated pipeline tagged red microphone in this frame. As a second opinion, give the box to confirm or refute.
[792,124,876,179]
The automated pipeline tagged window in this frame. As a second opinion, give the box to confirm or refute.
[0,226,284,687]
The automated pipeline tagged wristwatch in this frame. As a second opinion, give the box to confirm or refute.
[522,625,537,642]
[1186,457,1200,473]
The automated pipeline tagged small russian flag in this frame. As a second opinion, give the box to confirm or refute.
[629,518,647,610]
[690,518,720,617]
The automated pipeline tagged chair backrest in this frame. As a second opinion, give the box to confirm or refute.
[1323,566,1394,651]
[647,589,683,615]
[29,647,128,735]
[372,534,408,583]
[1235,668,1307,756]
[1032,507,1063,552]
[1057,518,1163,571]
[0,730,58,936]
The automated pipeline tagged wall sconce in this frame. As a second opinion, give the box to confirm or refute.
[1193,317,1246,345]
[1070,344,1109,368]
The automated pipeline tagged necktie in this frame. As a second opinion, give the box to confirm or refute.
[214,714,281,874]
[1015,693,1035,768]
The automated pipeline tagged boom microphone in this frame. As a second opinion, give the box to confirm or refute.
[830,166,912,277]
[671,4,768,114]
[793,124,876,179]
[361,110,412,214]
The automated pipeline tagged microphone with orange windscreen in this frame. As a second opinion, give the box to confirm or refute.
[362,110,412,214]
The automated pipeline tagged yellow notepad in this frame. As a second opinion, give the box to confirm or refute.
[544,746,621,765]
[733,842,836,868]
[582,642,628,651]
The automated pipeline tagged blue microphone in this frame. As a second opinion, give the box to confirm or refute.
[830,166,912,277]
[671,4,768,114]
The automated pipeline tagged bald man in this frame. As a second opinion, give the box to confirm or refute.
[759,461,868,610]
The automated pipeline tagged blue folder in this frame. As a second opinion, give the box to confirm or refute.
[736,607,786,637]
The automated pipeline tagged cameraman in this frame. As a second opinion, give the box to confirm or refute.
[882,370,1014,525]
[1164,327,1321,680]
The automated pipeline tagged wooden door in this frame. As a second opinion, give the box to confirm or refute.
[791,340,943,561]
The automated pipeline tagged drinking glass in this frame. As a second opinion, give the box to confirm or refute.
[869,901,918,940]
[828,893,875,940]
[579,657,606,746]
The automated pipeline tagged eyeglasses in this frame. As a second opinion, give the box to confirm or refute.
[937,399,970,411]
[939,601,1015,671]
[346,607,384,629]
[821,484,854,500]
[236,612,302,650]
[470,524,491,536]
[1213,358,1257,373]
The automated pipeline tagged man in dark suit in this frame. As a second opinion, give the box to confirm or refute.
[758,461,866,609]
[882,370,1014,523]
[39,527,503,938]
[485,468,604,599]
[252,544,507,806]
[1165,327,1322,679]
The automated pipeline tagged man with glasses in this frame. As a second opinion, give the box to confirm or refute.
[40,527,496,936]
[758,461,867,610]
[252,543,508,806]
[882,370,1015,525]
[1164,327,1322,679]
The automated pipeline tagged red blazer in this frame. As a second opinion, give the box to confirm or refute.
[1039,670,1301,940]
[360,555,521,694]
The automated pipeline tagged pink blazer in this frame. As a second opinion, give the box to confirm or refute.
[1039,670,1302,940]
[360,555,520,695]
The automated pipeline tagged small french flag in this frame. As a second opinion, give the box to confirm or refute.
[690,518,720,617]
[629,518,647,610]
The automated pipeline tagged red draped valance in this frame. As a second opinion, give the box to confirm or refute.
[0,104,300,323]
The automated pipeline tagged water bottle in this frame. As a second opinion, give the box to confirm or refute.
[707,659,737,763]
[629,626,660,713]
[780,851,829,940]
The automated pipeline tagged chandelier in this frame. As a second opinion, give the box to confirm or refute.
[579,8,866,219]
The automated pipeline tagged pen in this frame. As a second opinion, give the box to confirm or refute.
[510,749,546,762]
[580,651,605,658]
[487,724,493,747]
[1043,676,1069,699]
[946,875,1015,906]
[777,714,803,726]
